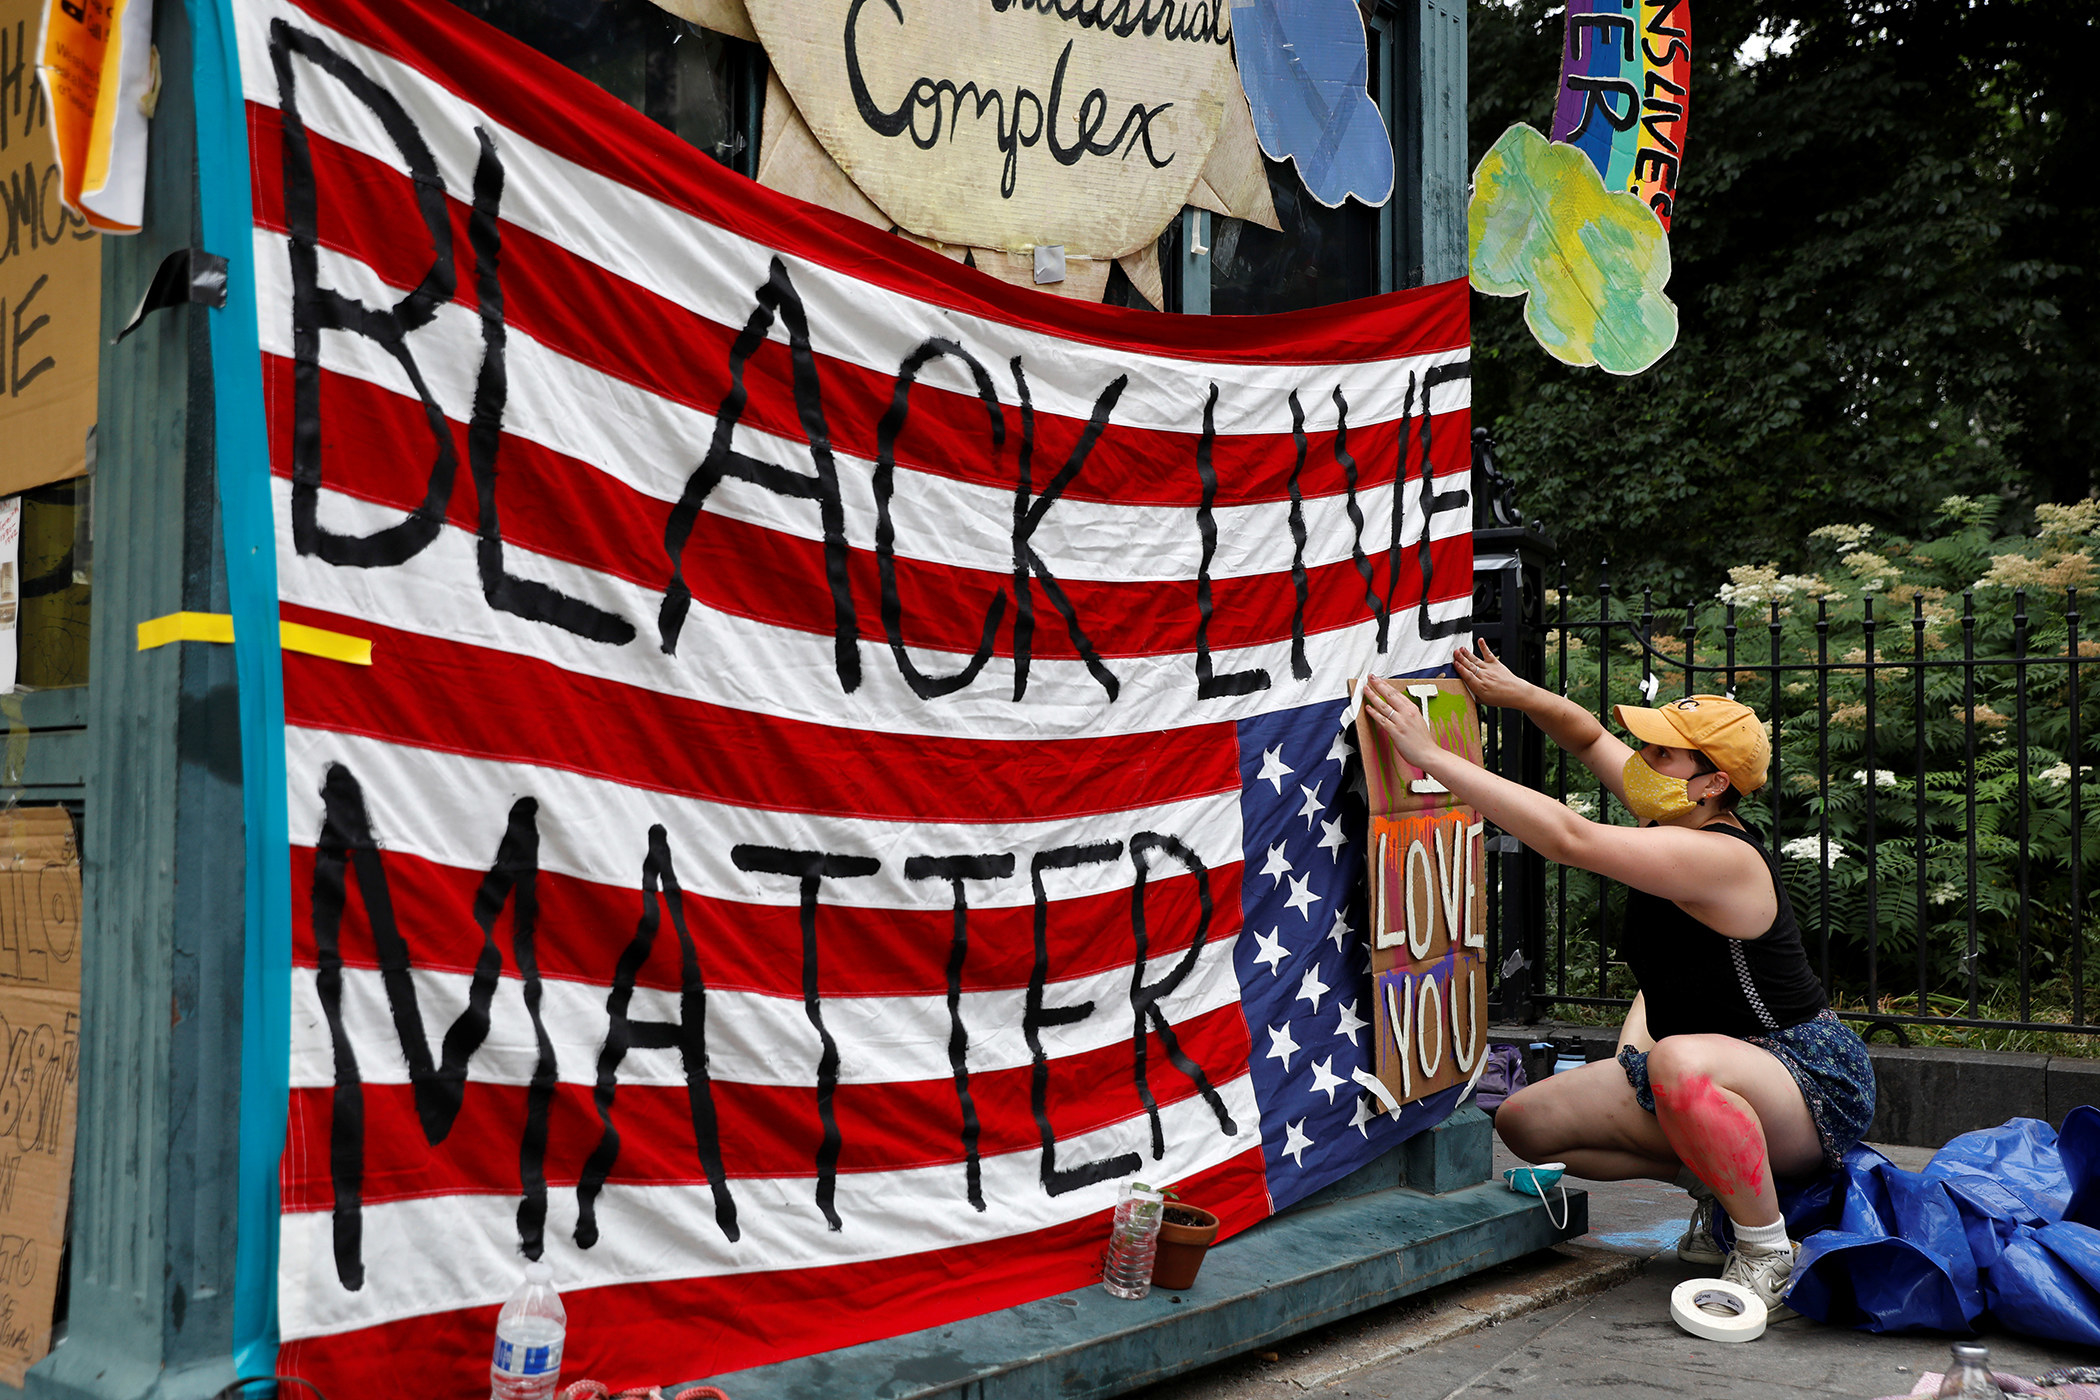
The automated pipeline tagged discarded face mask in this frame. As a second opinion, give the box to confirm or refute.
[1504,1163,1565,1196]
[1504,1162,1570,1230]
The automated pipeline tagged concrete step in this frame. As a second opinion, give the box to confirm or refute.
[685,1179,1587,1400]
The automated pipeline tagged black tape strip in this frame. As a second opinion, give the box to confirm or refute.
[1008,359,1124,702]
[1029,842,1141,1196]
[1287,390,1312,680]
[1008,356,1038,701]
[578,825,741,1247]
[272,20,460,571]
[310,764,504,1289]
[660,259,858,691]
[905,852,1015,1212]
[1194,382,1270,699]
[1384,370,1416,624]
[733,845,882,1230]
[1127,832,1239,1157]
[109,247,229,345]
[877,341,1008,698]
[465,128,635,646]
[460,798,558,1260]
[1333,386,1385,647]
[1417,363,1473,641]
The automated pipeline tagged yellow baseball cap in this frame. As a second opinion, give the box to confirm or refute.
[1612,694,1770,794]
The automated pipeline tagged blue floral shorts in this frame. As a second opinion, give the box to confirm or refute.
[1617,1009,1877,1169]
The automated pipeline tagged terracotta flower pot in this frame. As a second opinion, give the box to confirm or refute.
[1150,1204,1221,1291]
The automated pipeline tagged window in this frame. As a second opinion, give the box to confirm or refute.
[1200,7,1396,314]
[444,0,765,175]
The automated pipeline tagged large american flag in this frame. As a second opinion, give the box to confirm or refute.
[240,0,1473,1391]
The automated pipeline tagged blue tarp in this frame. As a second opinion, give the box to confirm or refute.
[1776,1106,2100,1345]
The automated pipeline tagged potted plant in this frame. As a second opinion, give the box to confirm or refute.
[1150,1201,1221,1290]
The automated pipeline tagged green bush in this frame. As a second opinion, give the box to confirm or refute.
[1539,495,2100,1049]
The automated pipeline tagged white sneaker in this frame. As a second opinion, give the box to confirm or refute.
[1720,1241,1799,1314]
[1676,1189,1725,1268]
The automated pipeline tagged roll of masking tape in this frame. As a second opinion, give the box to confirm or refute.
[1669,1278,1768,1343]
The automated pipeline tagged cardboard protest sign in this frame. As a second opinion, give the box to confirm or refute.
[0,1,99,497]
[1353,675,1481,817]
[1367,810,1485,1108]
[0,807,80,1385]
[1351,679,1486,1112]
[1549,0,1690,229]
[744,0,1241,257]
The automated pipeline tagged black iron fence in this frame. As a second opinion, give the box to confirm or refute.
[1470,445,2100,1043]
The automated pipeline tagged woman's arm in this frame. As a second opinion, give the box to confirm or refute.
[1364,677,1771,930]
[1452,642,1637,804]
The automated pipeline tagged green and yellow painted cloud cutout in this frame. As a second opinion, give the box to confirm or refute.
[1469,124,1678,376]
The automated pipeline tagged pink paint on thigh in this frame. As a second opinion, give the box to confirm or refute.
[1652,1071,1767,1198]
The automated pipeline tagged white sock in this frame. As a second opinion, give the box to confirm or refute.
[1732,1217,1790,1253]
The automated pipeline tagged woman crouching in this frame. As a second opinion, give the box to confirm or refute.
[1364,645,1874,1311]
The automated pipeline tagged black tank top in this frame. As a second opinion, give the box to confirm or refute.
[1618,823,1828,1040]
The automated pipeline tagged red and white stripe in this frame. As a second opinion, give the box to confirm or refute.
[242,0,1469,1391]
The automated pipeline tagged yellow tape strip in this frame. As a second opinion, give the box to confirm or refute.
[136,612,234,649]
[136,612,373,666]
[279,622,374,666]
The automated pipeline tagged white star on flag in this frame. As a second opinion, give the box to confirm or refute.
[1349,1093,1379,1138]
[1282,1117,1315,1166]
[1296,962,1331,1013]
[1252,927,1290,974]
[1266,1021,1301,1070]
[1256,745,1295,795]
[1327,906,1355,952]
[1284,872,1322,919]
[1260,842,1293,886]
[1327,729,1353,766]
[1297,782,1327,828]
[1308,1056,1345,1104]
[1334,997,1369,1046]
[1317,816,1348,861]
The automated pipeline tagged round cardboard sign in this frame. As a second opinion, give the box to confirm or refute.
[745,0,1240,258]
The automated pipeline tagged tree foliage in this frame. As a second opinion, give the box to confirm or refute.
[1469,0,2100,604]
[1547,496,2100,1031]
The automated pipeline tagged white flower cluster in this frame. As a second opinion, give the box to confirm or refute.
[1715,563,1841,608]
[1810,523,1875,551]
[1851,769,1899,789]
[1563,792,1595,817]
[1780,835,1847,868]
[2042,762,2094,787]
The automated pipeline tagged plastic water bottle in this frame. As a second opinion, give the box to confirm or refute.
[1102,1182,1166,1299]
[1937,1342,2006,1399]
[490,1260,567,1400]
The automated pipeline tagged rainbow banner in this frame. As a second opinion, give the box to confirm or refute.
[1549,0,1691,230]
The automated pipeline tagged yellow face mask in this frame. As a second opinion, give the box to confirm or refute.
[1622,751,1700,823]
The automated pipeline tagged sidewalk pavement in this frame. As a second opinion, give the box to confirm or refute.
[1134,1140,2100,1399]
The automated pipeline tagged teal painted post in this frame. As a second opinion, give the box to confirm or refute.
[1399,0,1468,287]
[28,5,247,1398]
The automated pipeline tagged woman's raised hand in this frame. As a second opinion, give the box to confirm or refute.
[1452,640,1530,709]
[1363,677,1441,768]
